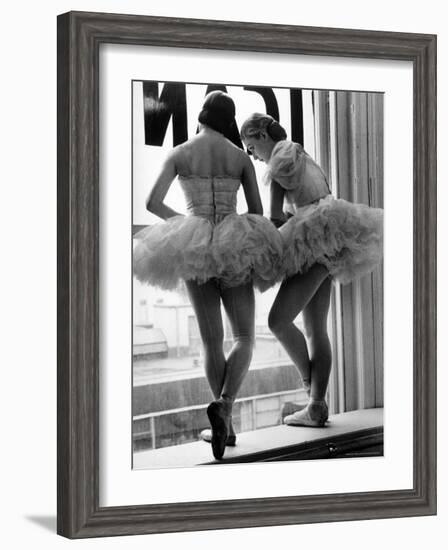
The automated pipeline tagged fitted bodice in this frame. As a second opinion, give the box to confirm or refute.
[178,176,240,223]
[268,141,330,212]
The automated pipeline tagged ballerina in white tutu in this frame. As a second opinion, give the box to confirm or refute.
[134,93,283,459]
[241,113,383,427]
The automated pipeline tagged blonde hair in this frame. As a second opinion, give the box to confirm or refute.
[240,113,287,142]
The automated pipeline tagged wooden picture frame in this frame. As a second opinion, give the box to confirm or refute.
[57,11,437,538]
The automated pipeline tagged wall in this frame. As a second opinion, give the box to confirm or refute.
[1,1,445,549]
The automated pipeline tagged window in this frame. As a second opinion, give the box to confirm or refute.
[132,82,383,460]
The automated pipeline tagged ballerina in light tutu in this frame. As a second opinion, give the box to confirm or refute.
[241,113,383,427]
[134,93,283,459]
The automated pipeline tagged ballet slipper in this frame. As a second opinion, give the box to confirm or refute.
[199,429,237,447]
[281,402,306,422]
[281,400,329,423]
[283,401,328,427]
[206,401,230,460]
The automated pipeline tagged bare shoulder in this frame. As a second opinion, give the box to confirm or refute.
[238,148,254,171]
[170,142,187,159]
[167,141,191,167]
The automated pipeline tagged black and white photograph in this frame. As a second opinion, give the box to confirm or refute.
[131,80,384,468]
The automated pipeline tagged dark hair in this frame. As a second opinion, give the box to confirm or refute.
[198,91,234,133]
[240,113,287,143]
[198,91,242,149]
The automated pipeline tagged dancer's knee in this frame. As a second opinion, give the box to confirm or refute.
[233,332,255,351]
[268,310,289,336]
[202,333,224,356]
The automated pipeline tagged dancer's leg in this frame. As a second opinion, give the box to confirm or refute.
[281,271,333,427]
[185,280,225,400]
[302,276,332,401]
[220,282,256,403]
[268,264,329,390]
[204,282,255,457]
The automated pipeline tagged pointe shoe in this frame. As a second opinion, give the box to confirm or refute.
[281,401,329,423]
[206,401,230,460]
[284,401,329,427]
[281,402,306,422]
[199,429,237,447]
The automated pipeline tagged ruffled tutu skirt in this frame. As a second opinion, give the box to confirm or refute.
[280,195,383,284]
[133,213,283,291]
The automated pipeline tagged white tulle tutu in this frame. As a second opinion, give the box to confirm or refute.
[133,213,283,290]
[279,195,383,284]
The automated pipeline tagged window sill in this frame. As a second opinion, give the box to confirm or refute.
[133,407,383,469]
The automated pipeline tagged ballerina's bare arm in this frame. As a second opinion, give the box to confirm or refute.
[269,179,287,228]
[146,151,182,220]
[241,155,263,215]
